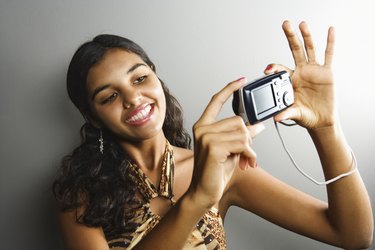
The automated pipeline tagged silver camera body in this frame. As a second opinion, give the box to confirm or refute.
[232,71,294,124]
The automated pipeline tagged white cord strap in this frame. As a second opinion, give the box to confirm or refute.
[274,121,358,185]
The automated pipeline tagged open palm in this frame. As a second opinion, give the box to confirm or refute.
[269,21,337,130]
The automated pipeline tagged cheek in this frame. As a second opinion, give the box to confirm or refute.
[155,87,167,114]
[94,105,123,126]
[147,79,166,111]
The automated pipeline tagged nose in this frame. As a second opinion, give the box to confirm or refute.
[122,87,142,109]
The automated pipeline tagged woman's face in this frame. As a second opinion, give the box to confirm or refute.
[86,49,166,142]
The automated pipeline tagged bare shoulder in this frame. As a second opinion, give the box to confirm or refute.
[58,208,110,250]
[172,146,194,164]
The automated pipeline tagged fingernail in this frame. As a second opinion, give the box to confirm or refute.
[265,65,272,71]
[237,76,246,82]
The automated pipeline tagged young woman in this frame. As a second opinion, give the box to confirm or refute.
[53,21,373,249]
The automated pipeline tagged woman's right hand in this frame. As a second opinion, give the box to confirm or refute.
[188,77,264,209]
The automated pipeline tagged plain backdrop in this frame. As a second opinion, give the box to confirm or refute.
[1,0,374,249]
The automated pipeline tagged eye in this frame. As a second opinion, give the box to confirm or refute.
[101,93,118,105]
[134,75,147,85]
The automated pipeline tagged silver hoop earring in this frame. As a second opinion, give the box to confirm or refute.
[99,129,104,154]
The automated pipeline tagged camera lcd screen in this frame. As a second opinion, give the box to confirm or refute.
[253,84,276,115]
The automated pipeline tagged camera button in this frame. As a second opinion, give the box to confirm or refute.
[283,91,293,106]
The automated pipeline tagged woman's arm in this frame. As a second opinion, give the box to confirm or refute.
[225,21,373,250]
[225,127,372,249]
[133,192,207,250]
[136,77,256,249]
[309,122,373,248]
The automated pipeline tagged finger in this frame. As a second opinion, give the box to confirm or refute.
[196,116,247,136]
[247,122,265,138]
[264,63,294,76]
[299,21,317,64]
[282,20,307,65]
[202,134,256,166]
[220,140,257,166]
[324,26,335,67]
[200,128,254,155]
[239,155,249,170]
[197,117,264,143]
[197,77,246,126]
[202,129,252,145]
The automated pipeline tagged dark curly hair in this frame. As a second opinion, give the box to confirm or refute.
[52,34,191,239]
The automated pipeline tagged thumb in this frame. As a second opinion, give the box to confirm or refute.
[264,63,294,76]
[274,106,299,122]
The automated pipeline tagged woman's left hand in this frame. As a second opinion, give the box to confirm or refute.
[266,21,337,130]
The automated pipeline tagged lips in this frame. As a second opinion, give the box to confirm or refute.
[125,103,154,126]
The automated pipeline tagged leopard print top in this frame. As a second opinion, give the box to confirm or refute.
[107,141,227,249]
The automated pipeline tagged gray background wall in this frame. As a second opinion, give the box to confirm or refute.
[1,0,374,249]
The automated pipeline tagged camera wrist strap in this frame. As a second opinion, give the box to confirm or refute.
[274,121,358,185]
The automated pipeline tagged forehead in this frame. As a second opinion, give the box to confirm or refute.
[87,49,145,87]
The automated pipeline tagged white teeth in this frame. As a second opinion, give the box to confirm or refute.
[127,104,152,122]
[145,105,151,113]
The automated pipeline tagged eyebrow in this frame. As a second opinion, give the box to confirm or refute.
[90,63,148,101]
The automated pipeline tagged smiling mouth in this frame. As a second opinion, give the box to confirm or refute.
[125,104,153,125]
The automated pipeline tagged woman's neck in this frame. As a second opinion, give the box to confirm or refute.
[119,133,167,171]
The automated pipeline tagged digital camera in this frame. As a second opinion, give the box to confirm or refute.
[232,71,294,124]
